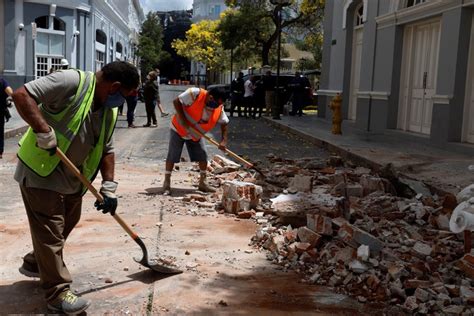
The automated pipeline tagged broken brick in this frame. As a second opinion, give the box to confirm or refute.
[338,223,384,253]
[222,181,262,213]
[297,227,322,247]
[457,254,474,279]
[289,175,313,192]
[307,214,333,236]
[295,242,312,254]
[237,210,254,219]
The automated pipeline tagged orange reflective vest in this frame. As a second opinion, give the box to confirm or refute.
[172,88,223,141]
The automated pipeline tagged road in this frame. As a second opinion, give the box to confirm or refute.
[0,86,376,315]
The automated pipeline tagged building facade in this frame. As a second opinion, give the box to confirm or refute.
[0,0,144,88]
[319,0,474,146]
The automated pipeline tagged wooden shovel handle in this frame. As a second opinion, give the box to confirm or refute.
[190,126,254,168]
[55,148,138,239]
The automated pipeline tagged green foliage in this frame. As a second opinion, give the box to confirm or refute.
[137,12,166,76]
[221,0,325,67]
[172,20,225,70]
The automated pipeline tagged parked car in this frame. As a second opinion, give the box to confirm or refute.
[159,76,169,85]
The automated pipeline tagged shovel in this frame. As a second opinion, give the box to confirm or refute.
[189,126,265,177]
[55,148,182,274]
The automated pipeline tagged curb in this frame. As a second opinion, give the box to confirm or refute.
[262,117,454,196]
[262,117,382,171]
[4,125,28,139]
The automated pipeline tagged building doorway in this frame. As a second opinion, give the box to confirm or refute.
[348,3,364,121]
[398,19,441,135]
[462,13,474,144]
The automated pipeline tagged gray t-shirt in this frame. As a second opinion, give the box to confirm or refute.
[15,70,114,194]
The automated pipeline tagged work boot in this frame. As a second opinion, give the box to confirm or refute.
[18,260,40,278]
[47,290,90,315]
[198,173,216,193]
[163,173,171,195]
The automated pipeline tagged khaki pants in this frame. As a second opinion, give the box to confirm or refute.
[265,91,274,116]
[20,184,82,302]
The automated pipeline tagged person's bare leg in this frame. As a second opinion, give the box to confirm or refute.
[197,161,215,193]
[158,103,169,117]
[163,161,174,194]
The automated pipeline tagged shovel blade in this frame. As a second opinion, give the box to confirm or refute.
[134,257,183,274]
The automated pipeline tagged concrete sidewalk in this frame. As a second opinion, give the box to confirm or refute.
[263,114,474,195]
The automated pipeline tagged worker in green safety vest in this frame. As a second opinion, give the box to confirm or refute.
[11,61,139,315]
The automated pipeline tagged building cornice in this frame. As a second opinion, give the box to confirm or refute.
[375,0,459,29]
[25,0,91,12]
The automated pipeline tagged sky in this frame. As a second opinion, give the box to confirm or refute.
[140,0,193,13]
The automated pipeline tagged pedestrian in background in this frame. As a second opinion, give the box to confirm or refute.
[12,61,139,315]
[0,77,14,159]
[143,71,159,127]
[163,87,228,195]
[230,72,244,117]
[154,68,169,117]
[126,87,139,128]
[243,76,255,118]
[289,71,311,117]
[262,70,275,117]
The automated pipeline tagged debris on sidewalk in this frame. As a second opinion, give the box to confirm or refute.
[236,154,473,314]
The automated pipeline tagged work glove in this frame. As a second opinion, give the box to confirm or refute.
[35,126,57,155]
[94,180,118,216]
[6,96,14,108]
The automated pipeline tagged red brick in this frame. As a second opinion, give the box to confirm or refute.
[338,223,384,253]
[457,254,474,279]
[297,227,322,247]
[307,214,333,236]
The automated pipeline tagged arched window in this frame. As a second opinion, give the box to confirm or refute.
[355,3,364,27]
[95,30,107,71]
[34,15,66,78]
[406,0,427,7]
[116,42,123,60]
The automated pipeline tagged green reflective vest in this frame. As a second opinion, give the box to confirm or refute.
[17,70,118,193]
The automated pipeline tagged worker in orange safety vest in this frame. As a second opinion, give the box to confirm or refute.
[163,87,229,195]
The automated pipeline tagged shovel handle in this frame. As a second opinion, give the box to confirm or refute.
[55,148,138,240]
[190,126,254,168]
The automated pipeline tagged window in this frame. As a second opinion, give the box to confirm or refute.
[406,0,427,7]
[116,42,123,60]
[355,4,364,27]
[34,16,65,78]
[95,30,107,71]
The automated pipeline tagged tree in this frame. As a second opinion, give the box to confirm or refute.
[221,0,325,67]
[172,20,225,71]
[137,12,168,77]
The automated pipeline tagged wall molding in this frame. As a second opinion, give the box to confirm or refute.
[317,89,342,97]
[432,94,453,104]
[357,91,390,100]
[376,0,461,29]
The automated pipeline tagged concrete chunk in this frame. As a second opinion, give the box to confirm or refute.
[297,227,322,247]
[289,175,313,192]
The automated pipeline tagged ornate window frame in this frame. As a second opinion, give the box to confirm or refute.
[343,0,368,29]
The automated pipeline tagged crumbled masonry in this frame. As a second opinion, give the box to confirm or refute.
[208,154,473,314]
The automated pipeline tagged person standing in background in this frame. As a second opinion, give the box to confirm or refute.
[126,87,139,128]
[0,77,15,159]
[143,71,159,127]
[154,68,169,117]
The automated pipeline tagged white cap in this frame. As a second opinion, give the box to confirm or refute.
[60,58,69,66]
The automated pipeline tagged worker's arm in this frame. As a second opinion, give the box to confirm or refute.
[12,86,50,133]
[219,123,228,151]
[173,97,191,128]
[4,86,13,97]
[100,152,115,181]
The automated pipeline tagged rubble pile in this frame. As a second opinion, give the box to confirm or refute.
[246,154,473,314]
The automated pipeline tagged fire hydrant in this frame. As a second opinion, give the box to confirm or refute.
[329,93,342,135]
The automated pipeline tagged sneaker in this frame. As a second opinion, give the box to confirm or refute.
[161,113,169,117]
[143,124,151,127]
[19,260,40,278]
[47,290,90,315]
[151,124,158,127]
[128,124,137,128]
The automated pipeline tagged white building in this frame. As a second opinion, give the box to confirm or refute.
[0,0,144,88]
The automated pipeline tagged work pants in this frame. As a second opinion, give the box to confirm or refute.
[265,91,274,116]
[145,100,157,125]
[20,184,82,302]
[126,96,138,126]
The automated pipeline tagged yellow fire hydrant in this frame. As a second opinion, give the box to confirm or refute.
[329,93,343,135]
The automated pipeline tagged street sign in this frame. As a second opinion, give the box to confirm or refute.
[31,22,37,40]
